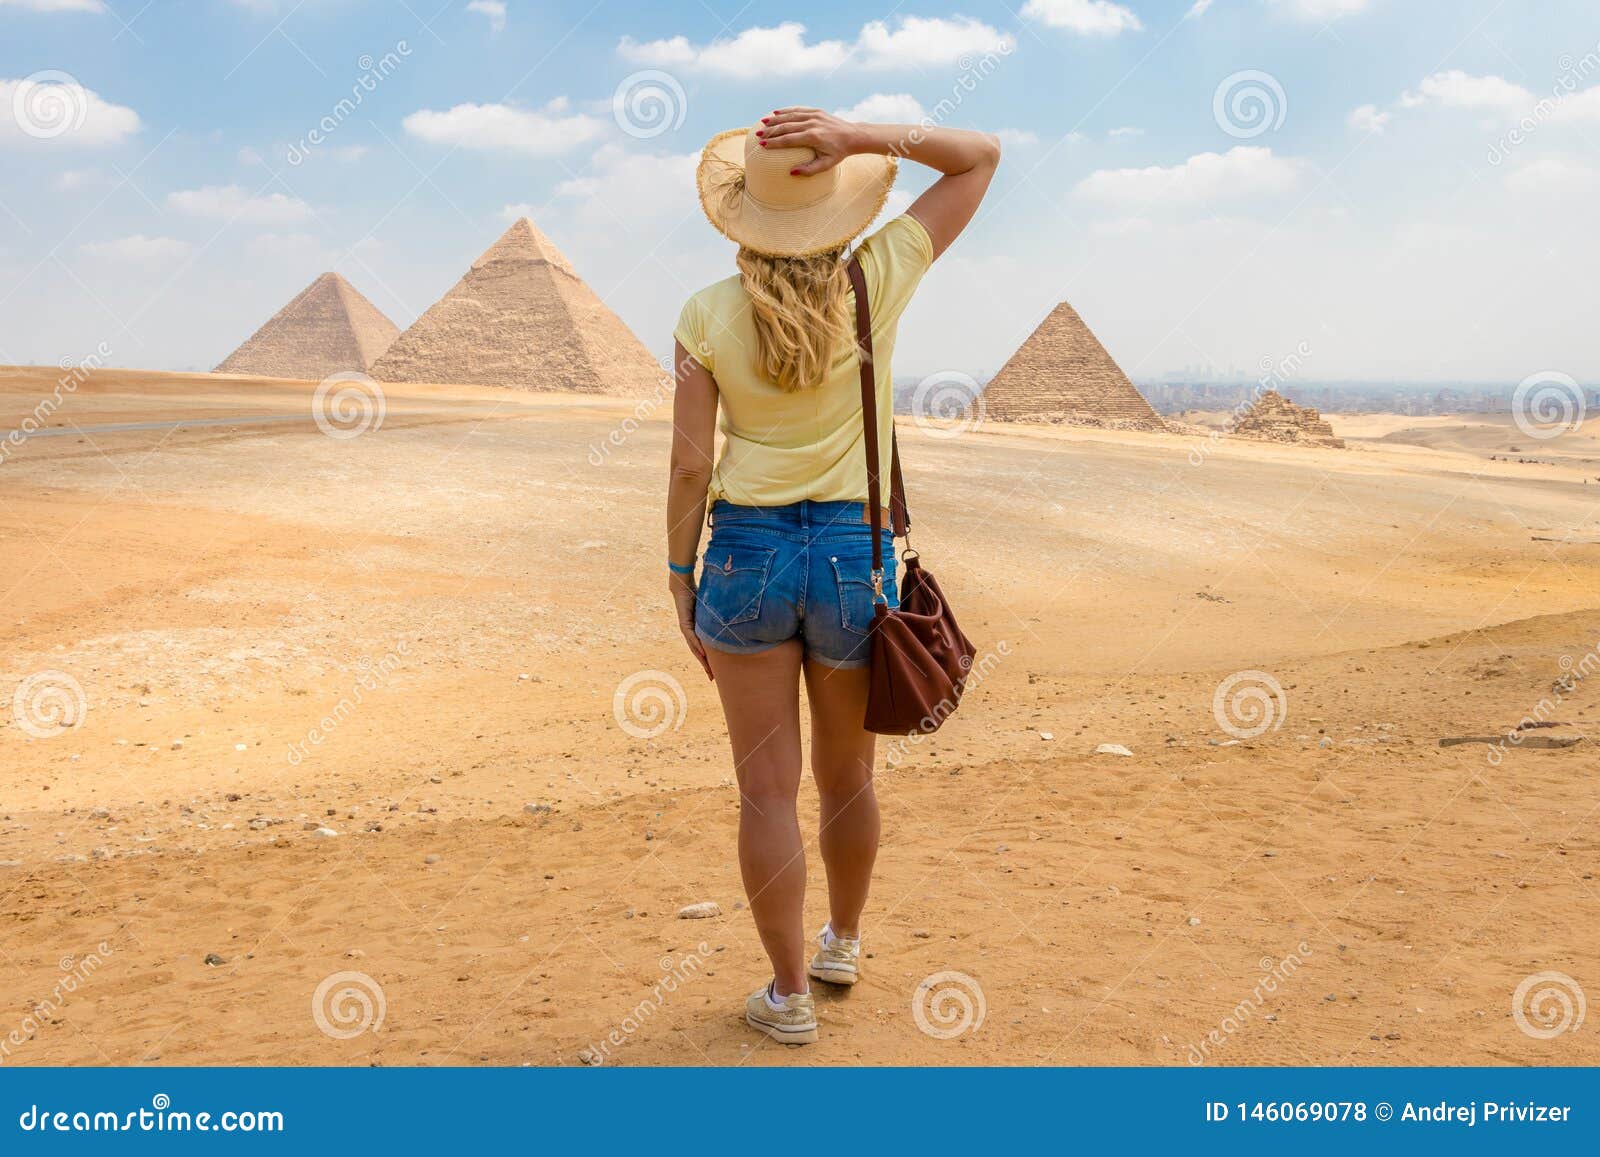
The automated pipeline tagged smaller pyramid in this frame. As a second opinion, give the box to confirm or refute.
[1233,390,1344,448]
[977,302,1164,430]
[215,272,399,379]
[367,218,661,396]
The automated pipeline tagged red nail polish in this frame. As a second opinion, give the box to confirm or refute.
[760,141,768,147]
[789,169,799,175]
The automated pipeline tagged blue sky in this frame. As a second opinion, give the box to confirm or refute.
[1,0,1597,383]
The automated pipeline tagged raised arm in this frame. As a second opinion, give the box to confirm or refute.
[758,108,1001,261]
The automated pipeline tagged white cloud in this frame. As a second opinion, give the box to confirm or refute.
[996,128,1039,147]
[1347,103,1390,133]
[1503,155,1600,195]
[0,0,106,11]
[618,16,1012,78]
[53,167,101,189]
[552,144,696,223]
[467,0,506,33]
[237,145,264,166]
[0,75,140,146]
[1075,146,1302,206]
[834,93,926,122]
[1186,0,1214,16]
[1552,85,1600,122]
[1265,0,1372,20]
[1400,70,1530,114]
[402,98,604,155]
[1108,125,1144,138]
[79,234,191,262]
[167,184,314,224]
[1021,0,1142,36]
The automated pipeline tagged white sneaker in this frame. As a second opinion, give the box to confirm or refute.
[745,982,818,1044]
[807,924,861,986]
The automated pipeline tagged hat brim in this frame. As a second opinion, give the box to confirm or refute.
[696,128,897,258]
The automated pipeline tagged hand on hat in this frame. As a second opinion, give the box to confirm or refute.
[756,107,865,177]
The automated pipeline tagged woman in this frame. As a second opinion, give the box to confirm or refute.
[667,107,999,1045]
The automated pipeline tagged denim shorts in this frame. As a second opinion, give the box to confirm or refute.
[695,499,900,669]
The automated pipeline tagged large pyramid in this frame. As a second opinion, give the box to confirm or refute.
[978,302,1165,430]
[215,272,399,379]
[368,218,660,395]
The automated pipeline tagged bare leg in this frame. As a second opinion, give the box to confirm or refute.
[803,659,879,940]
[706,641,808,996]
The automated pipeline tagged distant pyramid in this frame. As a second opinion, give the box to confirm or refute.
[368,218,660,395]
[215,272,399,379]
[1233,390,1344,448]
[978,302,1164,430]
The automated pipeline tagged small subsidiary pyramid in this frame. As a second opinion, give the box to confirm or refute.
[977,302,1164,430]
[1233,390,1344,448]
[367,218,661,395]
[215,272,399,379]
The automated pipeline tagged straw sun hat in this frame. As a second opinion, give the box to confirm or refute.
[696,121,896,258]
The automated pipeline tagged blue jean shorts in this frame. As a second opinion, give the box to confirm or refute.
[695,500,899,669]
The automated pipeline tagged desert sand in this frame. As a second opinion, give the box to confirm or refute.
[2,364,1597,1066]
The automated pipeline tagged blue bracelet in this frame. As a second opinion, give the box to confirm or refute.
[668,559,696,576]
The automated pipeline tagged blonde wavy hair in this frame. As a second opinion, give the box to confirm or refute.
[736,246,849,392]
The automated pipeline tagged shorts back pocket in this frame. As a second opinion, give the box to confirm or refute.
[698,544,778,629]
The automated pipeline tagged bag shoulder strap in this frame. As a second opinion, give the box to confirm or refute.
[844,257,909,571]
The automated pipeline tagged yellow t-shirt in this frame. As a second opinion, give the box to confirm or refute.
[674,214,934,507]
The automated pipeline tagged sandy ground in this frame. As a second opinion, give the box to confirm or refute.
[1,365,1598,1066]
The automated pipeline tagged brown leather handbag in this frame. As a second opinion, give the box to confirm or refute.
[845,257,977,736]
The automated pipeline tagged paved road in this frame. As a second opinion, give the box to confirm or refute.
[20,414,322,438]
